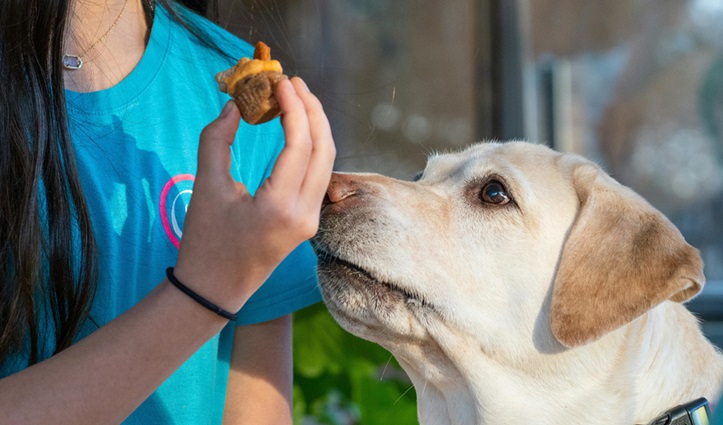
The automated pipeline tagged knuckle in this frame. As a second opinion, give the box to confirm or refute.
[327,143,337,157]
[271,209,318,238]
[306,95,324,112]
[199,125,214,141]
[268,203,295,225]
[299,217,320,239]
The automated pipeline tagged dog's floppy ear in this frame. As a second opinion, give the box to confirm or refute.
[550,160,705,348]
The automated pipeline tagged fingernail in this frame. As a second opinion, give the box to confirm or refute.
[220,100,235,118]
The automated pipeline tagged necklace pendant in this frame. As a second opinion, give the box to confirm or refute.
[62,54,83,70]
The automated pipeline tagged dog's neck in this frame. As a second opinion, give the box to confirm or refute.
[390,340,482,425]
[392,302,723,425]
[626,302,723,422]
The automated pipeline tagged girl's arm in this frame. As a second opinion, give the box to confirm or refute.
[0,77,335,425]
[0,280,233,425]
[223,315,294,425]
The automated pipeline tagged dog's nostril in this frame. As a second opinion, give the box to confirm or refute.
[327,189,354,204]
[326,178,360,204]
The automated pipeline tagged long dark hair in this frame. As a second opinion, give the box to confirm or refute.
[0,0,218,366]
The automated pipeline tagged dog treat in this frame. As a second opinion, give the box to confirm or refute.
[215,41,287,125]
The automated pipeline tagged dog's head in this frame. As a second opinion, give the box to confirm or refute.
[312,142,704,359]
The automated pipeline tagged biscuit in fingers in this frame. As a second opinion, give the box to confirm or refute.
[215,41,287,125]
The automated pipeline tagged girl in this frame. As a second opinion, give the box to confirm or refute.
[0,0,335,423]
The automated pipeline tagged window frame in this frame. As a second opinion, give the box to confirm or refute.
[484,0,723,348]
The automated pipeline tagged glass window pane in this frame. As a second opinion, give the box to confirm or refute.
[220,0,484,180]
[528,0,723,283]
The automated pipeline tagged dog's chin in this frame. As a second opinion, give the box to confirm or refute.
[315,251,432,344]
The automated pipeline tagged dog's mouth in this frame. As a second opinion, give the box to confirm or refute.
[315,249,434,311]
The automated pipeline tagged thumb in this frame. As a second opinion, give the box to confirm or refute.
[196,100,241,181]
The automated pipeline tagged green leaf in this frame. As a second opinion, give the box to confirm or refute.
[293,303,419,424]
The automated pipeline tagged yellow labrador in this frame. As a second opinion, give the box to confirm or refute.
[313,142,723,425]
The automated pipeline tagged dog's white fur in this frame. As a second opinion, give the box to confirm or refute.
[313,142,723,425]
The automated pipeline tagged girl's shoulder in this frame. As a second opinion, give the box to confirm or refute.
[166,4,254,62]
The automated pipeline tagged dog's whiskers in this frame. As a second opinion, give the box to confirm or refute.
[380,354,394,381]
[394,384,416,406]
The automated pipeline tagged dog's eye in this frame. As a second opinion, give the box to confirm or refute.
[480,181,510,205]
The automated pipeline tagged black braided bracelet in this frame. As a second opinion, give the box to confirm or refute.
[165,267,237,321]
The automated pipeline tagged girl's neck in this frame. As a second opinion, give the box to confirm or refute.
[63,0,149,92]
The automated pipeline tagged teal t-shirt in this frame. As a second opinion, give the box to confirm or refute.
[713,398,722,425]
[1,4,321,424]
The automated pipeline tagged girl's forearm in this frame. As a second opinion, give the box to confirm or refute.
[0,280,240,425]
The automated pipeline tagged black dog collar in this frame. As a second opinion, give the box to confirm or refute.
[646,398,711,425]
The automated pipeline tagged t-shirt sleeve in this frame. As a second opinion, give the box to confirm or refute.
[234,241,321,325]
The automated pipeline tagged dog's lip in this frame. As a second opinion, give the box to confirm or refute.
[315,249,435,310]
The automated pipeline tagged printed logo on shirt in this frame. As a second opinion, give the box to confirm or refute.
[160,174,195,249]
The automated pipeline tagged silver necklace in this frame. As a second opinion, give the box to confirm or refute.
[62,0,130,70]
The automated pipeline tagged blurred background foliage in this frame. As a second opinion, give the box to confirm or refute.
[292,303,417,425]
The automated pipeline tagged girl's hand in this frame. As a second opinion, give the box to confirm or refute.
[174,76,336,314]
